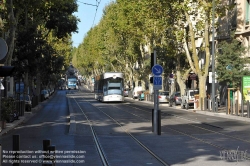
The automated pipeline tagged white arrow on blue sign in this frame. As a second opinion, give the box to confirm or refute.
[152,64,163,76]
[153,76,162,90]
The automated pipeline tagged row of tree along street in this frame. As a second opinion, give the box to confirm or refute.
[0,0,80,123]
[72,0,250,106]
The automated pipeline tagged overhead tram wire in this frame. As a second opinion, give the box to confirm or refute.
[92,0,102,27]
[76,0,102,28]
[76,0,97,7]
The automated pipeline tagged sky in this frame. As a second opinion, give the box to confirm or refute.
[71,0,112,48]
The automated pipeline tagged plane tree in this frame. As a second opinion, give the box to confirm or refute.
[0,0,79,95]
[165,0,233,103]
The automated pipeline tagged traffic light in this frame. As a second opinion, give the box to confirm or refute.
[0,66,15,77]
[150,76,153,83]
[151,53,157,70]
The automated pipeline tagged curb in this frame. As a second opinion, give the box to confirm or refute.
[0,104,43,136]
[125,97,250,123]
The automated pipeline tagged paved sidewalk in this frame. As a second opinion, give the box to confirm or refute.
[0,103,43,136]
[0,91,57,136]
[126,97,250,123]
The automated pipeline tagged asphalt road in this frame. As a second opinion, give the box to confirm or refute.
[1,86,250,166]
[0,90,88,166]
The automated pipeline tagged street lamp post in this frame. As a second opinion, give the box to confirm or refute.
[212,0,216,112]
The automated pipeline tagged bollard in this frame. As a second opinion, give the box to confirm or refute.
[241,100,244,117]
[194,99,197,109]
[235,100,238,116]
[13,135,20,166]
[226,99,228,114]
[157,110,161,135]
[208,99,211,111]
[43,139,52,166]
[247,101,250,118]
[215,98,218,112]
[230,100,233,115]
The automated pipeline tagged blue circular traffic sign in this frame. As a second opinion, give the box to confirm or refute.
[152,64,163,75]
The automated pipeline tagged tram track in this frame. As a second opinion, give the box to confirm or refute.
[72,96,110,166]
[70,94,171,166]
[73,89,250,163]
[111,103,250,156]
[124,103,250,145]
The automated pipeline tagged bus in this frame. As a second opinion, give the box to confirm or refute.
[94,72,124,102]
[67,76,78,90]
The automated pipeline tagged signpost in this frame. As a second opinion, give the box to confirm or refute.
[152,57,163,135]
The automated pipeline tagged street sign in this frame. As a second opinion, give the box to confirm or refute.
[153,76,162,90]
[152,64,163,76]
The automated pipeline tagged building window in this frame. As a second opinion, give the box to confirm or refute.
[246,0,250,25]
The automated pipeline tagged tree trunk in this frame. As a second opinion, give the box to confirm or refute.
[5,0,17,66]
[176,70,186,95]
[36,72,41,102]
[198,75,207,109]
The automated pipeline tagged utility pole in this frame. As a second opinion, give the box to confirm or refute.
[152,50,163,135]
[212,0,216,112]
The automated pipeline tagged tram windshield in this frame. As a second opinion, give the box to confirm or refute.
[105,77,123,95]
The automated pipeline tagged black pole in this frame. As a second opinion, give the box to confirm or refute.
[157,110,161,135]
[13,135,20,166]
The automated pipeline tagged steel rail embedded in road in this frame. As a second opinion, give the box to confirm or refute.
[95,106,170,166]
[72,93,171,166]
[126,102,250,143]
[119,103,250,159]
[72,96,110,166]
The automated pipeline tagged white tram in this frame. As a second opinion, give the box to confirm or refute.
[94,72,124,102]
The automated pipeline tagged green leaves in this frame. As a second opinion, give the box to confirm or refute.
[216,35,250,88]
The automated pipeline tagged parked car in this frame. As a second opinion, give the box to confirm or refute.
[22,95,32,111]
[16,95,32,112]
[170,92,182,105]
[47,89,51,96]
[158,91,170,103]
[41,90,49,100]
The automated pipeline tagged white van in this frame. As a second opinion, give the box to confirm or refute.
[132,86,144,99]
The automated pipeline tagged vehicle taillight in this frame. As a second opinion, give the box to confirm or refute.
[158,96,161,98]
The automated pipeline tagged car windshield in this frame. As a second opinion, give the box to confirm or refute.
[175,93,181,97]
[190,91,198,96]
[160,92,169,96]
[41,90,48,94]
